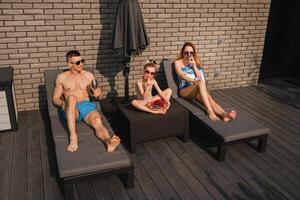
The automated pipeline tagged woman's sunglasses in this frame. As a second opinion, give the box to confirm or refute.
[144,70,156,75]
[183,51,194,57]
[70,59,85,65]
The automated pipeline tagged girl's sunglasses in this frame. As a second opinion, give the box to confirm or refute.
[70,59,85,65]
[144,70,156,75]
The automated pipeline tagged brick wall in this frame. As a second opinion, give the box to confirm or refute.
[0,0,270,111]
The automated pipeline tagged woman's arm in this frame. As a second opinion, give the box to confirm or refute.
[189,57,204,81]
[174,60,195,83]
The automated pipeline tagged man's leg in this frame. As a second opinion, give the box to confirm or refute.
[65,95,80,152]
[84,111,120,152]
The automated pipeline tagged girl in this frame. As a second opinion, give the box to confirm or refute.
[131,61,172,114]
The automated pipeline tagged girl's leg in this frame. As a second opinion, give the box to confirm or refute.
[131,99,165,114]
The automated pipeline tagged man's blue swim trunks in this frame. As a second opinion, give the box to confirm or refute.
[60,101,96,121]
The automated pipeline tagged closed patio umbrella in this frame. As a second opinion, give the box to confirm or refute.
[112,0,150,101]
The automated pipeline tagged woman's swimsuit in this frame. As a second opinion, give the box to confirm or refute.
[178,65,205,90]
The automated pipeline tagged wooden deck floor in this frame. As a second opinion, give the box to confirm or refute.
[0,79,299,200]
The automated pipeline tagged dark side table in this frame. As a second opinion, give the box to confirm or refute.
[116,99,189,153]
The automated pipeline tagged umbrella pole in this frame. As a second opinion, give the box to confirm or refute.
[123,62,130,103]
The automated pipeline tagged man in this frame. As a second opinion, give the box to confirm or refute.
[52,50,120,152]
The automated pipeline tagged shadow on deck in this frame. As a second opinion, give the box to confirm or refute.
[0,79,299,200]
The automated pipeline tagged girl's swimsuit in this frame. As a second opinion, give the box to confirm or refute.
[136,81,153,104]
[178,65,205,90]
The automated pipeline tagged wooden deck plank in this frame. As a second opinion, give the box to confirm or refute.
[27,110,44,200]
[125,178,147,200]
[227,146,297,200]
[38,111,63,200]
[76,181,96,200]
[234,144,300,199]
[128,152,164,200]
[166,137,239,200]
[185,135,264,200]
[106,175,130,200]
[9,112,28,200]
[259,79,300,109]
[0,131,14,200]
[156,138,214,200]
[143,141,198,200]
[224,146,285,200]
[249,86,300,127]
[135,144,181,200]
[234,87,300,139]
[92,178,114,200]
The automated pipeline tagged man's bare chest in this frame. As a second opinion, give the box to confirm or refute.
[63,76,90,91]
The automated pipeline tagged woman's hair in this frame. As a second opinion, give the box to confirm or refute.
[144,60,158,71]
[177,42,202,67]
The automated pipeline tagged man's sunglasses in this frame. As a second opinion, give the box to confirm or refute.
[183,51,194,56]
[70,59,85,65]
[145,70,156,75]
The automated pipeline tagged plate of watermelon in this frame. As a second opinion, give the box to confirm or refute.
[147,99,168,111]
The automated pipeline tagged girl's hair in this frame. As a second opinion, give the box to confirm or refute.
[144,60,157,71]
[177,42,202,67]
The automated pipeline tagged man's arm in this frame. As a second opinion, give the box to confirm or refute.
[87,72,102,99]
[52,74,65,109]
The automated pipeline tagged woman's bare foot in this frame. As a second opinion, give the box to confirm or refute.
[223,110,237,122]
[107,135,121,153]
[207,110,219,121]
[67,135,78,152]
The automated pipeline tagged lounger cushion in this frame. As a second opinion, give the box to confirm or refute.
[194,108,269,142]
[55,135,131,178]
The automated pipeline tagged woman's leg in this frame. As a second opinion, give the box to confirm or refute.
[206,94,236,122]
[180,81,218,121]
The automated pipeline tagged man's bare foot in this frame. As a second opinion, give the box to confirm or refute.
[67,135,78,152]
[208,110,219,121]
[107,135,121,153]
[223,110,237,122]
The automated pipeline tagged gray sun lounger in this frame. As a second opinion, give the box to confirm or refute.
[44,68,134,199]
[162,59,270,161]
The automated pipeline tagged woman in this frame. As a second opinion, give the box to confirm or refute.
[174,42,236,121]
[131,61,172,114]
